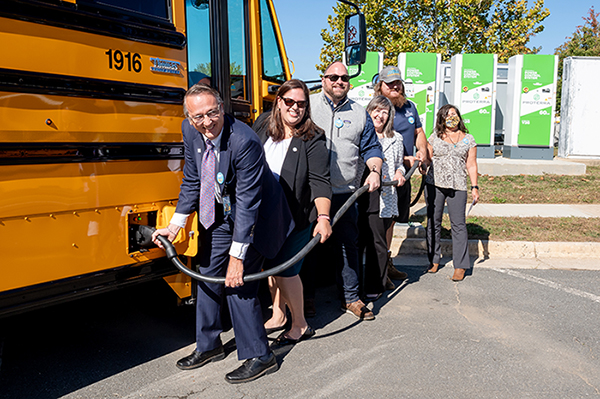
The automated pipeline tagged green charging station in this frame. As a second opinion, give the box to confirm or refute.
[397,52,441,138]
[450,54,497,158]
[504,54,558,160]
[347,51,383,107]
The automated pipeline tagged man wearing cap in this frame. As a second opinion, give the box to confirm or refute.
[375,65,429,280]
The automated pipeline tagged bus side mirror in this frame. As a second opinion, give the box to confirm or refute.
[344,13,366,66]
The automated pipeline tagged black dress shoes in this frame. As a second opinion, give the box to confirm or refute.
[225,352,279,384]
[274,326,315,346]
[176,346,225,370]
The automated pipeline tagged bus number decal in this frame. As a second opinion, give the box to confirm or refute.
[105,49,142,73]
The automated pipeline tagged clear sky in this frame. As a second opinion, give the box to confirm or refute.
[273,0,597,81]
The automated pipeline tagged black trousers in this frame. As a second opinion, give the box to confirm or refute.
[358,211,393,295]
[395,179,411,223]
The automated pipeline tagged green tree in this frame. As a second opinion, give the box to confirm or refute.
[554,7,600,112]
[318,0,549,72]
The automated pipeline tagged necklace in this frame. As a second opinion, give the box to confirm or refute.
[447,132,460,147]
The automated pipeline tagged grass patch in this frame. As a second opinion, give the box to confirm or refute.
[409,166,600,204]
[406,166,599,242]
[410,214,600,242]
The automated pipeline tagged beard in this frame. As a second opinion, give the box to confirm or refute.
[389,93,407,109]
[323,84,348,105]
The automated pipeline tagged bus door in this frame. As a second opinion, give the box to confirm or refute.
[254,0,290,114]
[185,0,290,123]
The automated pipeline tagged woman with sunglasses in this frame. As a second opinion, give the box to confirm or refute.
[425,104,479,281]
[254,79,332,345]
[358,96,406,301]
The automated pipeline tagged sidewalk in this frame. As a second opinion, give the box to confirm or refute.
[390,203,600,261]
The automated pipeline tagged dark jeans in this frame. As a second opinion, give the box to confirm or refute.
[301,193,361,304]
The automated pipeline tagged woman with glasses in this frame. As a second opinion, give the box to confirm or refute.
[358,96,406,301]
[254,79,332,345]
[425,104,479,281]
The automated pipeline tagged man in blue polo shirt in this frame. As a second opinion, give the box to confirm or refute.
[374,65,429,279]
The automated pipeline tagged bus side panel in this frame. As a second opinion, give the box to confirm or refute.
[0,17,187,88]
[0,161,184,292]
[0,92,184,144]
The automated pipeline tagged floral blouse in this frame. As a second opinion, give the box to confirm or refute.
[425,133,476,191]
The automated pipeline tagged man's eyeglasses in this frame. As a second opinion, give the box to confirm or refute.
[324,74,350,83]
[189,108,221,123]
[280,97,308,108]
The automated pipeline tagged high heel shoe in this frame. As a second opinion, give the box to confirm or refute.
[264,318,289,335]
[274,326,315,346]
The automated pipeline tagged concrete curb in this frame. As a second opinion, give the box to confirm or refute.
[391,225,600,259]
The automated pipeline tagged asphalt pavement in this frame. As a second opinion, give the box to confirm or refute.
[2,158,598,398]
[1,256,599,399]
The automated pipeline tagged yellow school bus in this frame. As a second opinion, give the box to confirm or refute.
[0,0,292,317]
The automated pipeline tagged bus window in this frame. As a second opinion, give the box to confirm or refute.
[186,0,212,87]
[78,0,172,23]
[259,0,285,84]
[228,0,249,101]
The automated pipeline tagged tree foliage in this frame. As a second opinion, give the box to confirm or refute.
[554,7,600,112]
[318,0,549,72]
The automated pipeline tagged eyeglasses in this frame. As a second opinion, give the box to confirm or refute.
[371,109,389,117]
[324,74,350,83]
[189,108,221,123]
[280,97,308,108]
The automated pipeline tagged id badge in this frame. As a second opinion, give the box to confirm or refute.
[223,195,232,217]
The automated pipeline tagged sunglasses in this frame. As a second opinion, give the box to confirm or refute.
[280,97,308,108]
[324,74,350,83]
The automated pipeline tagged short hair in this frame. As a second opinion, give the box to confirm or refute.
[366,96,395,138]
[267,79,323,141]
[183,83,223,118]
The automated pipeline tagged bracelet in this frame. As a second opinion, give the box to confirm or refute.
[167,226,179,235]
[371,168,381,176]
[471,185,479,190]
[317,214,330,221]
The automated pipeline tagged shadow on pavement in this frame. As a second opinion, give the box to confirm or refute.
[0,280,196,399]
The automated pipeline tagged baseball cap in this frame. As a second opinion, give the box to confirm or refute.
[379,66,403,83]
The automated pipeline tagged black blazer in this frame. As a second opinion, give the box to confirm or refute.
[254,113,332,230]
